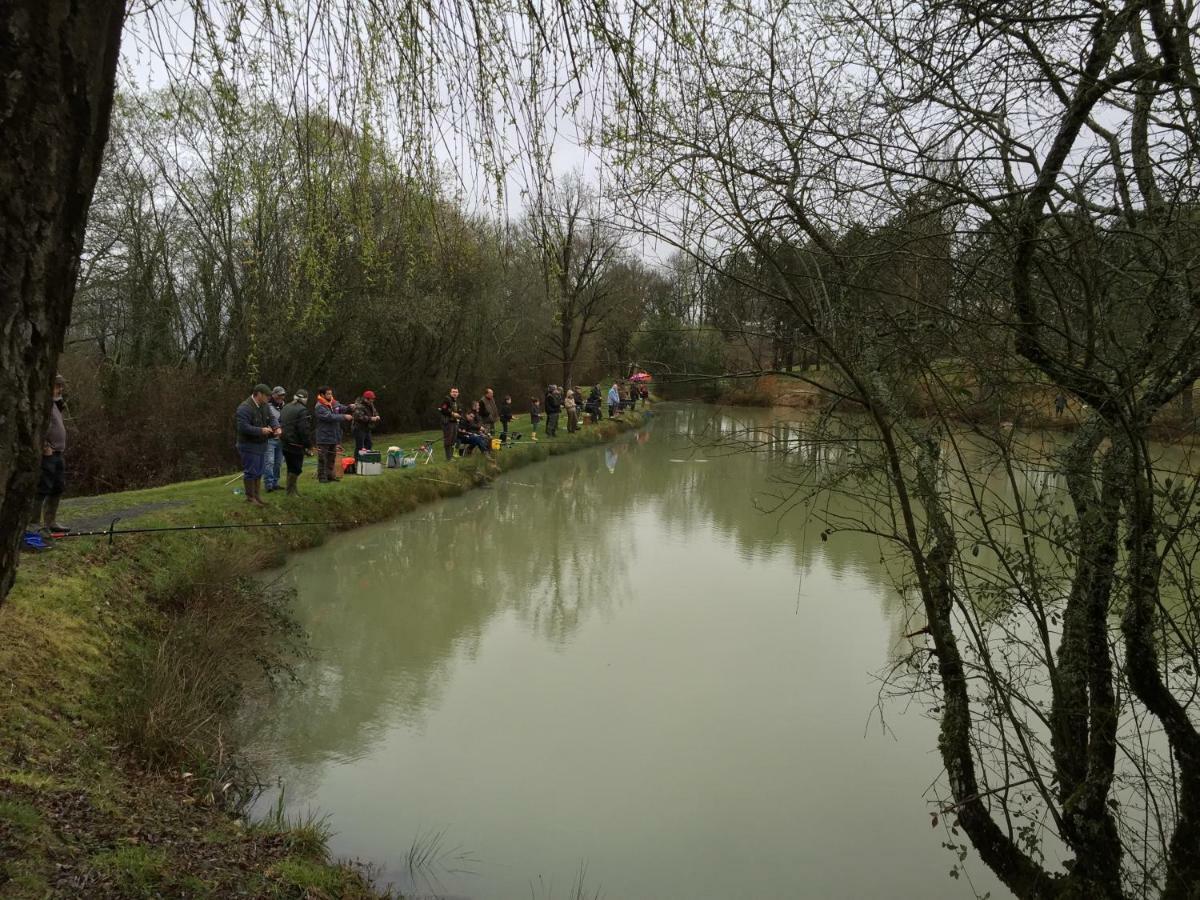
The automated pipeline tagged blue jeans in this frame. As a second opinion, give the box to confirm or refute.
[264,438,282,489]
[458,432,490,454]
[238,444,267,478]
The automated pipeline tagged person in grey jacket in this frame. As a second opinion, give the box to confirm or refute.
[264,386,286,492]
[314,386,353,482]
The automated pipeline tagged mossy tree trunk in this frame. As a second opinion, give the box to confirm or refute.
[0,1,124,602]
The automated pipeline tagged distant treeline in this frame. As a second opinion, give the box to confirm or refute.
[63,90,674,494]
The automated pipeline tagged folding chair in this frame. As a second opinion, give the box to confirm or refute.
[403,440,434,466]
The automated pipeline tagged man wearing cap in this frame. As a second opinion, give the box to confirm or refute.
[234,383,278,506]
[30,373,70,536]
[280,389,313,496]
[264,386,287,492]
[351,390,382,461]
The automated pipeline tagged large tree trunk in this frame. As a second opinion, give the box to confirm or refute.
[0,1,125,603]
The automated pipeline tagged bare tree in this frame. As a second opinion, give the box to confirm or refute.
[525,174,626,388]
[583,0,1200,895]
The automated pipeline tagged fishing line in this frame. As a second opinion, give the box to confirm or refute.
[53,518,352,545]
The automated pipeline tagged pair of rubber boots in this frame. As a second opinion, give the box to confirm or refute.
[244,476,298,504]
[32,495,67,534]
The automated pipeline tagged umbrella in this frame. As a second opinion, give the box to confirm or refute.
[630,372,652,382]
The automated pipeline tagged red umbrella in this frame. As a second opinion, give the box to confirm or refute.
[630,372,652,382]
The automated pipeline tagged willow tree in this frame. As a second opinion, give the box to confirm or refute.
[0,0,575,604]
[584,0,1200,895]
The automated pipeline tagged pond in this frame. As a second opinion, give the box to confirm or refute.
[250,404,1010,898]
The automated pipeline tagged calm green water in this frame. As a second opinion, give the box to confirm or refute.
[251,405,1008,898]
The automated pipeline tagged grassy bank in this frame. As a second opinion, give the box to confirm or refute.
[0,412,646,898]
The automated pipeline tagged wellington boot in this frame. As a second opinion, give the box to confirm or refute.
[286,473,299,496]
[30,495,45,528]
[42,495,69,532]
[251,478,267,507]
[243,477,256,503]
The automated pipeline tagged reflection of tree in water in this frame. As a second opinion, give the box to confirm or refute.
[671,406,1200,889]
[250,443,659,778]
[256,405,1200,825]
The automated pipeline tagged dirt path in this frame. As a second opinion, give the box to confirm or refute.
[58,498,191,532]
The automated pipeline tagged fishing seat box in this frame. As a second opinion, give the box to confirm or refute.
[357,450,383,476]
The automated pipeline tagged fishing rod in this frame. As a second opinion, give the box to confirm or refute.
[54,517,353,546]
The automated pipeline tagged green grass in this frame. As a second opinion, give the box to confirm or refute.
[0,410,647,898]
[90,846,170,896]
[0,799,42,833]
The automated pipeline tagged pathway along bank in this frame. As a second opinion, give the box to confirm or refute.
[0,412,646,897]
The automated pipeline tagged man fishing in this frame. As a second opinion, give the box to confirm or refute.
[314,386,353,483]
[280,389,313,496]
[234,383,278,506]
[439,387,462,461]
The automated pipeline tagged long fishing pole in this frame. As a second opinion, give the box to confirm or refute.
[54,517,353,545]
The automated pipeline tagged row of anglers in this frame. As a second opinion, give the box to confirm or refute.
[234,381,648,506]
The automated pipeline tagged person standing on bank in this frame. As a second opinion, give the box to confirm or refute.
[544,384,561,437]
[439,387,462,461]
[607,382,621,418]
[565,388,579,433]
[280,389,313,496]
[352,390,381,458]
[499,394,514,439]
[315,386,352,483]
[235,383,278,506]
[32,374,71,533]
[586,385,602,424]
[264,386,286,492]
[481,388,500,434]
[529,396,542,439]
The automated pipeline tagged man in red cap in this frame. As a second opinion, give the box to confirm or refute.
[351,390,382,461]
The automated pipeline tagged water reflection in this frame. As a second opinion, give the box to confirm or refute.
[251,404,1024,898]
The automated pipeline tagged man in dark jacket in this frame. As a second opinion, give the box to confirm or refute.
[499,395,514,438]
[31,373,70,535]
[457,402,492,456]
[314,386,353,482]
[438,387,462,461]
[280,389,313,496]
[235,383,277,506]
[352,390,381,458]
[480,388,500,433]
[586,385,602,424]
[544,385,561,437]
